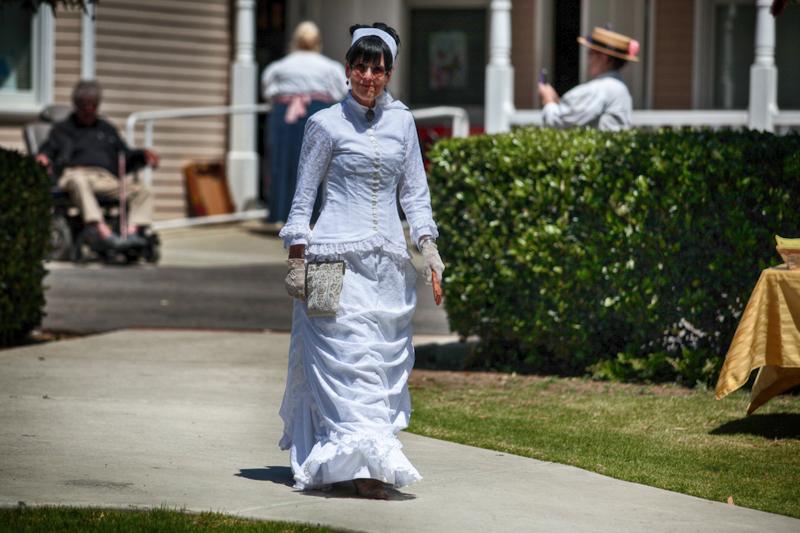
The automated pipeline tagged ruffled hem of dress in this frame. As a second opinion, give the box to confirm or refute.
[289,431,422,490]
[307,234,410,262]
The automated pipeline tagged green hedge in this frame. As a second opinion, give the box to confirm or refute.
[428,128,800,385]
[0,148,52,346]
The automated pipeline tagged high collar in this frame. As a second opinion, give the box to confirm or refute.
[345,89,390,111]
[343,90,407,125]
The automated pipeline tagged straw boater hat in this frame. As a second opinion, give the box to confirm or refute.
[577,27,640,62]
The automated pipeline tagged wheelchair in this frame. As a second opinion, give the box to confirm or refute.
[24,105,160,264]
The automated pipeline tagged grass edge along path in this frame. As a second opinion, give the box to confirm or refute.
[407,370,800,519]
[0,506,344,533]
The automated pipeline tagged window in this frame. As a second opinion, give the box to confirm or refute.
[695,0,800,109]
[0,4,53,115]
[409,9,486,106]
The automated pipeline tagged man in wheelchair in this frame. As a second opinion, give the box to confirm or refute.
[35,79,159,255]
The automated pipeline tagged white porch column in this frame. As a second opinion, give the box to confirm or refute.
[39,6,55,105]
[485,0,515,134]
[748,0,778,132]
[227,0,259,211]
[80,0,96,80]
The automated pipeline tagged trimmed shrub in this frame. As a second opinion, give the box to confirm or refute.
[0,148,52,346]
[428,128,800,385]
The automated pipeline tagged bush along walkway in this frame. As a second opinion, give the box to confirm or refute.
[428,128,800,385]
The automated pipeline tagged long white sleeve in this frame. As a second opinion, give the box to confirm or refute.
[398,115,438,247]
[279,117,333,247]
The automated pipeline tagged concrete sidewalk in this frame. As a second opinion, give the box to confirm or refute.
[43,223,451,336]
[1,329,798,532]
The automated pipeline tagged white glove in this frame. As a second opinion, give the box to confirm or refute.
[420,239,445,285]
[284,258,306,300]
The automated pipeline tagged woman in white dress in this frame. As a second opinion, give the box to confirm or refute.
[278,22,445,499]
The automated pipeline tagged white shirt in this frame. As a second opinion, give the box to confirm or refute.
[261,51,348,101]
[279,91,438,258]
[542,71,632,131]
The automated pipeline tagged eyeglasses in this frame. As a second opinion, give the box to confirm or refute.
[350,63,388,79]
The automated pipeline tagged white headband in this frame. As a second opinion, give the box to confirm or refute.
[351,27,398,60]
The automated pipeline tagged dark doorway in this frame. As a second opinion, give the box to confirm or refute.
[553,0,581,96]
[255,0,288,205]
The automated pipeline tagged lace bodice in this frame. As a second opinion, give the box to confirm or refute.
[279,91,438,258]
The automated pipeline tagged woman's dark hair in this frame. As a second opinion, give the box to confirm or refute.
[346,22,400,72]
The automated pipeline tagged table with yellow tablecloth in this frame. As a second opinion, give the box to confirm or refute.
[715,266,800,414]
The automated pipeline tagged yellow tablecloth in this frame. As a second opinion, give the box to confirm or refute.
[715,266,800,414]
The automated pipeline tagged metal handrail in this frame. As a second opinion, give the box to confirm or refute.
[126,103,470,146]
[412,106,470,138]
[125,102,471,227]
[509,108,800,131]
[125,103,272,187]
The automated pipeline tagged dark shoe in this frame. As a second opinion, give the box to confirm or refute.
[120,233,148,248]
[85,226,122,253]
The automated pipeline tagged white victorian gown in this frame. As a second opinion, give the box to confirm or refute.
[277,90,438,490]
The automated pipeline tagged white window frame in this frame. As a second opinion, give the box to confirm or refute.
[0,6,54,118]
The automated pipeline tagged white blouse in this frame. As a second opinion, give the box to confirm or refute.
[279,91,438,259]
[261,51,348,101]
[542,71,633,132]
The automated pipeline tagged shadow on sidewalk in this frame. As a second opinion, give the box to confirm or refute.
[235,467,416,501]
[235,466,294,487]
[301,482,416,502]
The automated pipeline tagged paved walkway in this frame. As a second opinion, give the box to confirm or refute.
[1,224,798,531]
[42,224,450,335]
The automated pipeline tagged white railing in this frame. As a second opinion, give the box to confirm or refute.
[775,111,800,134]
[125,103,272,187]
[125,102,470,228]
[509,109,800,133]
[411,106,470,138]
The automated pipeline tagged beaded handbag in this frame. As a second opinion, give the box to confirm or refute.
[305,260,346,317]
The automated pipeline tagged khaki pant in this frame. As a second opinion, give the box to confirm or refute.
[58,166,153,226]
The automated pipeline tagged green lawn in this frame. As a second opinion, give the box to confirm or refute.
[408,370,800,518]
[0,507,338,533]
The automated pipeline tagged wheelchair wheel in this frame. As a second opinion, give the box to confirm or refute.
[143,233,161,264]
[48,214,73,261]
[70,231,89,263]
[70,228,104,264]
